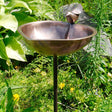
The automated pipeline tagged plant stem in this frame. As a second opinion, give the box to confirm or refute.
[73,54,84,78]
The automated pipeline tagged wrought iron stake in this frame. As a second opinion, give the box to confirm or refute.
[53,55,58,112]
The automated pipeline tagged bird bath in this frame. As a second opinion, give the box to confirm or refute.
[18,7,97,111]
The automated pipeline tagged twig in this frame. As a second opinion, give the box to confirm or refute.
[11,86,28,89]
[57,102,76,110]
[58,62,76,68]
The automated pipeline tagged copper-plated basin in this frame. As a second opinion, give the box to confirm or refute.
[18,21,97,56]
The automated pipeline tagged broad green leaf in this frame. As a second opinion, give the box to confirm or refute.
[10,32,35,55]
[0,0,4,5]
[0,38,8,60]
[4,37,26,62]
[7,0,32,14]
[12,12,36,26]
[0,13,18,32]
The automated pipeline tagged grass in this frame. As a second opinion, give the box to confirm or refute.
[0,53,112,111]
[0,0,112,111]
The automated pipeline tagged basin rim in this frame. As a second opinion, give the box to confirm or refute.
[18,21,97,41]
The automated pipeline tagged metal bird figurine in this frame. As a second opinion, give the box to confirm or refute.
[66,4,83,24]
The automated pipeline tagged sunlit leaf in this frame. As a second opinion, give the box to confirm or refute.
[4,37,26,61]
[10,32,35,55]
[0,38,8,60]
[7,0,32,14]
[0,0,4,5]
[0,13,18,32]
[0,6,5,13]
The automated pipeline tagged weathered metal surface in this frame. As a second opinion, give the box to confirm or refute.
[53,55,58,112]
[18,21,97,56]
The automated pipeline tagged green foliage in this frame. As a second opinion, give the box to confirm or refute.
[0,0,32,61]
[0,76,14,112]
[0,0,55,63]
[0,54,112,111]
[28,0,55,20]
[0,0,112,111]
[4,37,26,61]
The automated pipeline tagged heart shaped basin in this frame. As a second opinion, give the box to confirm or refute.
[18,21,97,56]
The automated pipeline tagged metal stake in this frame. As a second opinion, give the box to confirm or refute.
[53,55,58,112]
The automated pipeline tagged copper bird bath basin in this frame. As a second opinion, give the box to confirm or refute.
[18,21,96,56]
